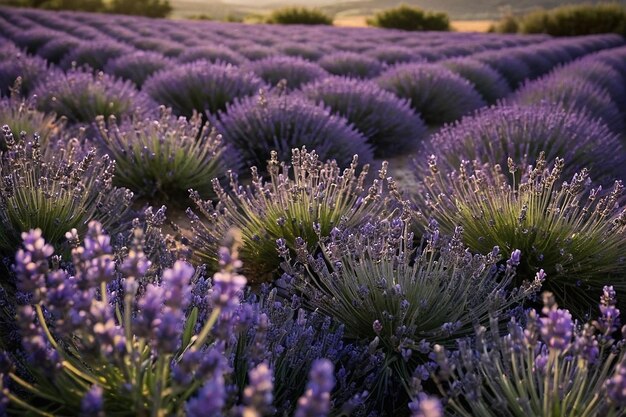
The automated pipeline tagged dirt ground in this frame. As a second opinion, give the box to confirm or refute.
[333,15,494,32]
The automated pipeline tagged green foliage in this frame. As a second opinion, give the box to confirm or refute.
[9,0,104,11]
[108,0,172,18]
[266,7,333,25]
[488,15,520,33]
[490,3,626,36]
[366,4,450,31]
[414,154,626,317]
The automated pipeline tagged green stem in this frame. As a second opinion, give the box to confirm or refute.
[191,308,221,351]
[7,392,55,417]
[35,304,58,350]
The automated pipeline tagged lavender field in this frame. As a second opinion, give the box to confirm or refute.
[1,5,626,417]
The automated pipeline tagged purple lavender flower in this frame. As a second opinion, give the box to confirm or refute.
[80,385,104,417]
[185,372,226,417]
[409,393,443,417]
[0,53,51,96]
[540,293,573,351]
[301,76,427,157]
[606,360,626,407]
[243,362,275,416]
[294,359,335,417]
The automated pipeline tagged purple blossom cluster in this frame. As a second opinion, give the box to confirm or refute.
[0,4,625,417]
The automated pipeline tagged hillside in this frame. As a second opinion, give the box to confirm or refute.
[172,0,626,20]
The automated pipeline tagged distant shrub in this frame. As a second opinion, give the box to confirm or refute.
[105,51,171,88]
[441,57,511,104]
[60,40,133,70]
[266,7,333,25]
[34,68,154,125]
[96,107,231,205]
[511,74,624,133]
[108,0,172,18]
[488,14,520,33]
[244,56,328,90]
[366,4,450,31]
[318,52,383,79]
[376,63,485,125]
[177,45,246,66]
[302,77,427,157]
[420,104,626,186]
[143,61,265,118]
[521,3,626,36]
[214,89,373,173]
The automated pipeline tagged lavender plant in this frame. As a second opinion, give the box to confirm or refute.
[214,89,373,171]
[143,61,265,118]
[420,104,626,186]
[34,68,154,126]
[0,91,61,151]
[104,51,172,88]
[36,35,81,64]
[301,77,427,157]
[244,56,328,90]
[59,39,134,70]
[177,45,246,66]
[0,129,133,253]
[318,52,384,79]
[287,214,541,386]
[0,53,51,97]
[432,290,626,417]
[414,155,626,315]
[510,75,624,133]
[440,57,512,104]
[376,63,486,125]
[95,107,231,205]
[186,147,391,282]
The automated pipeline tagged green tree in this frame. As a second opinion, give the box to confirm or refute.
[366,4,450,31]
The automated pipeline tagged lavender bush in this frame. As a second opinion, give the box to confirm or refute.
[60,39,134,70]
[187,147,390,281]
[214,89,373,171]
[244,56,328,90]
[0,92,61,151]
[433,290,626,417]
[96,107,231,205]
[301,77,427,157]
[440,57,511,104]
[376,63,486,125]
[0,129,132,253]
[176,45,247,66]
[414,155,626,316]
[34,68,154,125]
[420,104,626,185]
[143,61,265,118]
[104,51,172,87]
[318,52,384,79]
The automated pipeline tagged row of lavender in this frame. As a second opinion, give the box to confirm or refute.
[1,6,626,417]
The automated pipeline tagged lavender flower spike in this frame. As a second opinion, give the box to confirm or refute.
[409,393,443,417]
[294,359,335,417]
